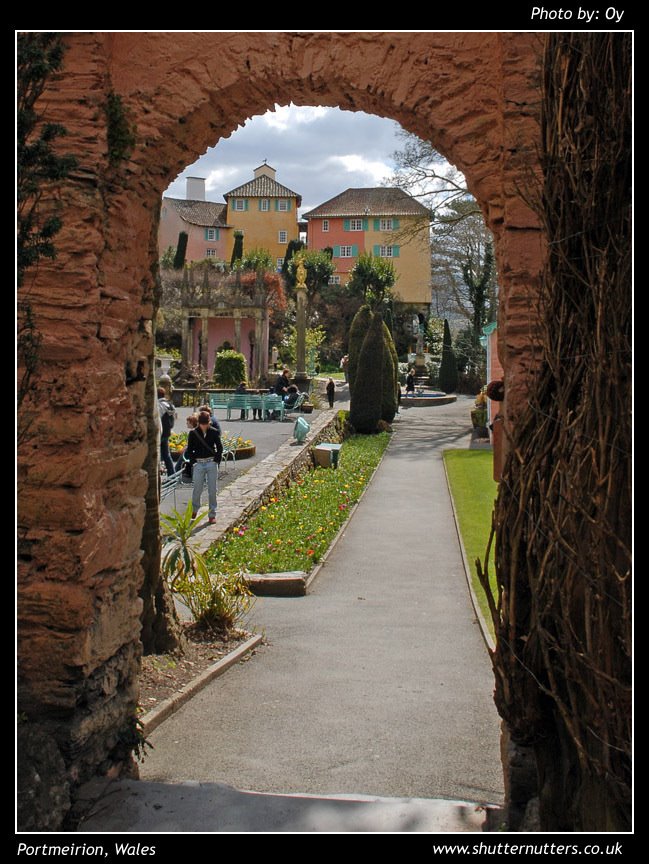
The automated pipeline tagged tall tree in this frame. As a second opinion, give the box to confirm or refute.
[346,252,397,310]
[388,129,474,224]
[173,232,188,270]
[281,238,305,282]
[438,319,458,394]
[230,230,244,268]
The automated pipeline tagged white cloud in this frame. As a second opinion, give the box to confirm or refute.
[263,103,330,131]
[326,154,391,185]
[205,166,240,194]
[162,105,459,217]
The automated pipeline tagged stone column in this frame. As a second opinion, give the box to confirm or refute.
[233,312,242,353]
[200,314,209,371]
[181,313,190,368]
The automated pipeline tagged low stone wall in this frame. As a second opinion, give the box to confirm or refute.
[194,409,343,554]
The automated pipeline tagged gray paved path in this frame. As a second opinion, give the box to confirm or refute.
[141,397,504,806]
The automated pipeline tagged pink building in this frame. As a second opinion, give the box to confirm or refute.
[179,267,271,383]
[159,177,229,263]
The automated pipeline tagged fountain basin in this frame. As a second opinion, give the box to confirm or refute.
[400,392,457,407]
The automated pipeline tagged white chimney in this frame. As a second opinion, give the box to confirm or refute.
[186,177,206,201]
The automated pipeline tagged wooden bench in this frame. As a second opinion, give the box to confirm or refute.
[262,394,285,421]
[226,394,253,420]
[209,394,230,414]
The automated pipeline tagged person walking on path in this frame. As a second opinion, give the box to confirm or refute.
[158,386,177,475]
[326,378,335,408]
[187,410,223,524]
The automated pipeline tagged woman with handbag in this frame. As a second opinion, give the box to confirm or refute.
[186,410,223,524]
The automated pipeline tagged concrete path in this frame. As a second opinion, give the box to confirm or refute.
[147,399,501,796]
[81,397,503,831]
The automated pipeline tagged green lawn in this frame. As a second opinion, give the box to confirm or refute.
[443,449,498,634]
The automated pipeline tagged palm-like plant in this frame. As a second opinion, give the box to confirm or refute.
[160,503,252,632]
[160,503,209,589]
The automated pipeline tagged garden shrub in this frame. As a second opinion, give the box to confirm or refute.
[347,304,371,397]
[214,349,247,388]
[350,311,384,433]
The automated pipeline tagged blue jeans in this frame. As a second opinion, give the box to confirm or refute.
[192,460,218,519]
[160,434,176,475]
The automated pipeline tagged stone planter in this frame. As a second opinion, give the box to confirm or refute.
[301,403,314,414]
[235,445,256,459]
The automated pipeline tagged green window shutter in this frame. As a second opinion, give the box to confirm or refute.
[373,218,380,231]
[362,218,368,231]
[244,199,249,211]
[393,218,400,229]
[373,244,380,256]
[351,244,359,257]
[274,199,279,211]
[215,228,220,240]
[286,200,292,211]
[333,245,341,257]
[204,228,209,240]
[258,199,263,211]
[392,245,400,258]
[343,219,350,232]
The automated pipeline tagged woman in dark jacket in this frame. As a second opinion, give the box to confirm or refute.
[187,411,223,524]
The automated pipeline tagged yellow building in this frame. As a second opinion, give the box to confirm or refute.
[304,187,431,311]
[159,164,301,269]
[223,163,301,269]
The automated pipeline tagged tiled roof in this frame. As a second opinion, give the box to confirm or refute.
[302,187,430,219]
[224,174,302,206]
[164,198,228,227]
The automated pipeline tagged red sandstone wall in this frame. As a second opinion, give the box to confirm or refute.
[17,31,544,822]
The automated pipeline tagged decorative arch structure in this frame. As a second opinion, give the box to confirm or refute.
[18,32,544,826]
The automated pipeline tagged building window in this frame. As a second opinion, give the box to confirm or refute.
[328,275,341,285]
[380,245,393,257]
[380,218,394,231]
[206,248,217,257]
[277,258,284,271]
[206,228,217,241]
[260,199,270,211]
[278,230,288,243]
[232,199,246,211]
[340,245,353,257]
[322,219,329,232]
[349,219,363,231]
[277,199,289,211]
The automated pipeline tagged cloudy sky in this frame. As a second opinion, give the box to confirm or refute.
[164,104,431,217]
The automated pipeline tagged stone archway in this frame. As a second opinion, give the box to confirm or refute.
[18,32,544,828]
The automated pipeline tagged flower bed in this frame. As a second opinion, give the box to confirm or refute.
[205,432,390,575]
[169,431,255,459]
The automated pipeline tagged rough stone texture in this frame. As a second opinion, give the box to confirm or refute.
[17,723,71,832]
[18,33,545,828]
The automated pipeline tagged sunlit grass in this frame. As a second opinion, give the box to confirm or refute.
[443,449,498,633]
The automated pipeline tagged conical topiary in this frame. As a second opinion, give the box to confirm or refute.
[349,311,384,433]
[439,318,458,393]
[381,320,398,423]
[347,304,372,398]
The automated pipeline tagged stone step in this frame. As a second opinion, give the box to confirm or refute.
[76,778,503,833]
